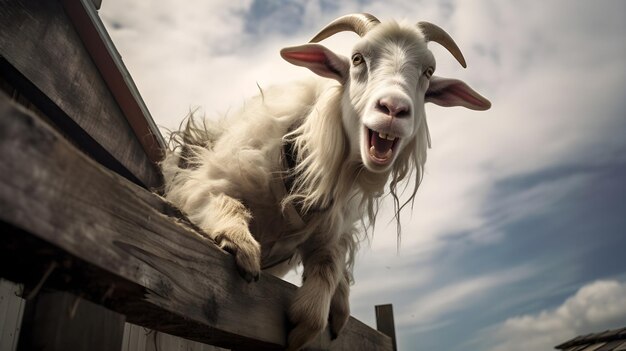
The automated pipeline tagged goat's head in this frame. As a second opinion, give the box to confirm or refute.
[281,13,491,173]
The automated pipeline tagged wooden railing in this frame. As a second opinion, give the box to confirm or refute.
[0,94,394,350]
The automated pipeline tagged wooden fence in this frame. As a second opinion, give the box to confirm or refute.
[0,0,396,350]
[0,94,394,350]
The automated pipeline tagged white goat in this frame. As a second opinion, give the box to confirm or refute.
[161,13,490,350]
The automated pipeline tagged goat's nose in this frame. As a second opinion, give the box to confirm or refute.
[376,96,411,118]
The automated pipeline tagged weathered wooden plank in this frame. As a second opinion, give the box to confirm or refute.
[123,323,230,351]
[90,0,101,10]
[17,291,126,351]
[121,323,131,351]
[0,95,393,350]
[0,0,162,189]
[122,323,148,351]
[61,0,166,165]
[0,279,24,351]
[146,328,227,351]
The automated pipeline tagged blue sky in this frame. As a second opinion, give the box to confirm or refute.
[101,1,626,350]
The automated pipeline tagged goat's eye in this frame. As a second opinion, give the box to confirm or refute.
[352,53,364,66]
[424,67,434,79]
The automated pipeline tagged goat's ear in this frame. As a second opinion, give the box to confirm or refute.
[281,44,349,84]
[425,76,491,110]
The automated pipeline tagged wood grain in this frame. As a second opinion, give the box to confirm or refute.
[17,291,126,351]
[375,304,397,351]
[122,323,229,351]
[0,0,161,189]
[0,279,24,351]
[61,0,166,165]
[0,95,392,350]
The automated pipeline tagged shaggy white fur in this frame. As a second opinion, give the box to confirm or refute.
[161,14,490,350]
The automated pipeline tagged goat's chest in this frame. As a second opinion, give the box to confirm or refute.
[246,190,356,270]
[245,196,309,269]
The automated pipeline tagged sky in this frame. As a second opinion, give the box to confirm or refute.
[99,1,626,350]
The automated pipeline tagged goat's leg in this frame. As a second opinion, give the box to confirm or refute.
[287,247,342,350]
[328,269,350,340]
[191,193,261,282]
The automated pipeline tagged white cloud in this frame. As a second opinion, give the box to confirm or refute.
[396,265,534,330]
[350,254,433,305]
[354,0,626,254]
[482,280,626,351]
[100,0,309,130]
[99,0,626,224]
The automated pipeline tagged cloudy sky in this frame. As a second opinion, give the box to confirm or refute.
[99,1,626,350]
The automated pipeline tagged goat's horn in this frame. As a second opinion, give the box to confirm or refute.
[310,13,380,43]
[417,22,467,68]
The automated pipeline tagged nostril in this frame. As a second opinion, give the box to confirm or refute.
[376,101,390,115]
[377,97,411,118]
[395,106,410,118]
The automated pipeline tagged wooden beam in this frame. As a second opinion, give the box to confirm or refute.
[0,0,162,189]
[89,0,101,10]
[0,58,147,189]
[0,94,393,351]
[61,0,166,164]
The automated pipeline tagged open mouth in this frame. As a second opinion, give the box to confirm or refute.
[367,128,399,165]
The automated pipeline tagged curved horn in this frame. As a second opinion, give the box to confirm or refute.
[310,13,380,43]
[417,22,467,68]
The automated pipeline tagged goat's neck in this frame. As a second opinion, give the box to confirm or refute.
[285,81,392,213]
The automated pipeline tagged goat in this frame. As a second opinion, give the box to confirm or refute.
[161,13,491,350]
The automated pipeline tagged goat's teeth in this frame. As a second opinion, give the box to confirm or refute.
[386,134,395,141]
[379,132,387,139]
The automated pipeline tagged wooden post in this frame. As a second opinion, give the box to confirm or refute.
[0,279,25,351]
[375,304,397,351]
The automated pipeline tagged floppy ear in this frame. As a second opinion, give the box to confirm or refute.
[280,44,350,84]
[426,76,491,110]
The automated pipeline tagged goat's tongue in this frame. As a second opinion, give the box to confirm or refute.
[370,132,393,159]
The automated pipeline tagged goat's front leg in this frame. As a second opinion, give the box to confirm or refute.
[287,247,343,350]
[328,269,350,339]
[191,193,261,282]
